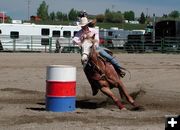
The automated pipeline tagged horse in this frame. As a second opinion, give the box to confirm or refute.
[81,38,140,110]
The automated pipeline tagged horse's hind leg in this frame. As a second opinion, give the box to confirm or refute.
[117,80,139,107]
[99,81,126,110]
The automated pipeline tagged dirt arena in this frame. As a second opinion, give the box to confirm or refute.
[0,53,179,130]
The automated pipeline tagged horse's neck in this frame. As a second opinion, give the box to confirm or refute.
[90,45,101,66]
[90,44,97,58]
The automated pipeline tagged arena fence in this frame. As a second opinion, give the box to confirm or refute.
[123,37,180,53]
[0,35,79,53]
[0,35,180,53]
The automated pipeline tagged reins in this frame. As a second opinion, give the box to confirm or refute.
[89,44,106,77]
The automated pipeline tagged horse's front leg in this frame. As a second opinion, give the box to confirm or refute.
[99,80,126,110]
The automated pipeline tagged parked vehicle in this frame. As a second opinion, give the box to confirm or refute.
[125,20,180,53]
[99,27,131,48]
[0,23,83,52]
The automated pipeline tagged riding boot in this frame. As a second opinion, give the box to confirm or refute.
[116,68,126,78]
[110,58,126,78]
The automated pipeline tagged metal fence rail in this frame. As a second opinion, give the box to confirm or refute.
[0,35,54,52]
[123,36,180,53]
[0,35,180,53]
[0,35,78,53]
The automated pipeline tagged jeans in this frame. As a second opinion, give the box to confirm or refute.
[96,47,121,69]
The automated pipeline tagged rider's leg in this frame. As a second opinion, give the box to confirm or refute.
[97,47,121,69]
[97,47,125,77]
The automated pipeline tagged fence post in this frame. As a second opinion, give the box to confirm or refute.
[13,39,16,52]
[161,38,164,53]
[141,35,145,53]
[30,36,33,52]
[49,37,52,53]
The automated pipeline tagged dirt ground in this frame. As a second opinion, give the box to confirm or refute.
[0,53,179,130]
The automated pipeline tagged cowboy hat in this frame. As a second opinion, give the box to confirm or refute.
[78,17,92,27]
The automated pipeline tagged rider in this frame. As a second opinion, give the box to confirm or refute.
[73,16,125,78]
[79,10,88,18]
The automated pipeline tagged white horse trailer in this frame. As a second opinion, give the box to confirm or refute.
[99,27,131,48]
[0,23,83,52]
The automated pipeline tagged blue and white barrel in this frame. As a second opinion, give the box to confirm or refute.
[46,65,76,112]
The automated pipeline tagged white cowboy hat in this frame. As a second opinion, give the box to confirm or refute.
[78,17,92,27]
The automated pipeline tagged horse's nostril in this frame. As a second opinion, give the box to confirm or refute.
[82,55,88,61]
[82,59,87,64]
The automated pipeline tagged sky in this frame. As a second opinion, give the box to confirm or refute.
[0,0,180,20]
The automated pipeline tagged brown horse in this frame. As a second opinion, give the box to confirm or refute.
[81,39,139,110]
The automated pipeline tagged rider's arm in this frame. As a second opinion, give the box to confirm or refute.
[72,30,83,46]
[73,37,81,45]
[90,28,99,47]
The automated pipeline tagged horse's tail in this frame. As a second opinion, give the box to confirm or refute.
[120,66,131,80]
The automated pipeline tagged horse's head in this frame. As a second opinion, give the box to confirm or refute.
[81,39,93,67]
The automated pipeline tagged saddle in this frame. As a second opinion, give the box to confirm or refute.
[97,48,126,78]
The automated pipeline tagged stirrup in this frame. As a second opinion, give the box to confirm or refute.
[117,69,126,78]
[120,70,126,78]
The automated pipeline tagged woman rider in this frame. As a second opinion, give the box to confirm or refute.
[73,17,125,78]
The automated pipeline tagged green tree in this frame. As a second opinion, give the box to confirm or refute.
[162,14,168,18]
[68,8,79,21]
[168,10,179,19]
[105,8,111,15]
[62,13,68,21]
[105,11,113,22]
[139,12,146,24]
[96,14,105,22]
[124,10,135,21]
[37,1,49,21]
[112,11,124,23]
[49,12,56,21]
[105,11,123,23]
[56,11,63,21]
[56,12,68,22]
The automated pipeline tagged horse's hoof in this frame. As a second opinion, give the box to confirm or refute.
[131,101,139,107]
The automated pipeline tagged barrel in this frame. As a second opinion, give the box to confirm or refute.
[46,65,76,112]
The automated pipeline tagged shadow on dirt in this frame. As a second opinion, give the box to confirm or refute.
[26,102,46,111]
[26,99,107,111]
[76,99,107,109]
[26,107,46,111]
[0,87,146,112]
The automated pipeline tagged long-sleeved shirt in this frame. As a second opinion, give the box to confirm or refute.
[73,27,99,47]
